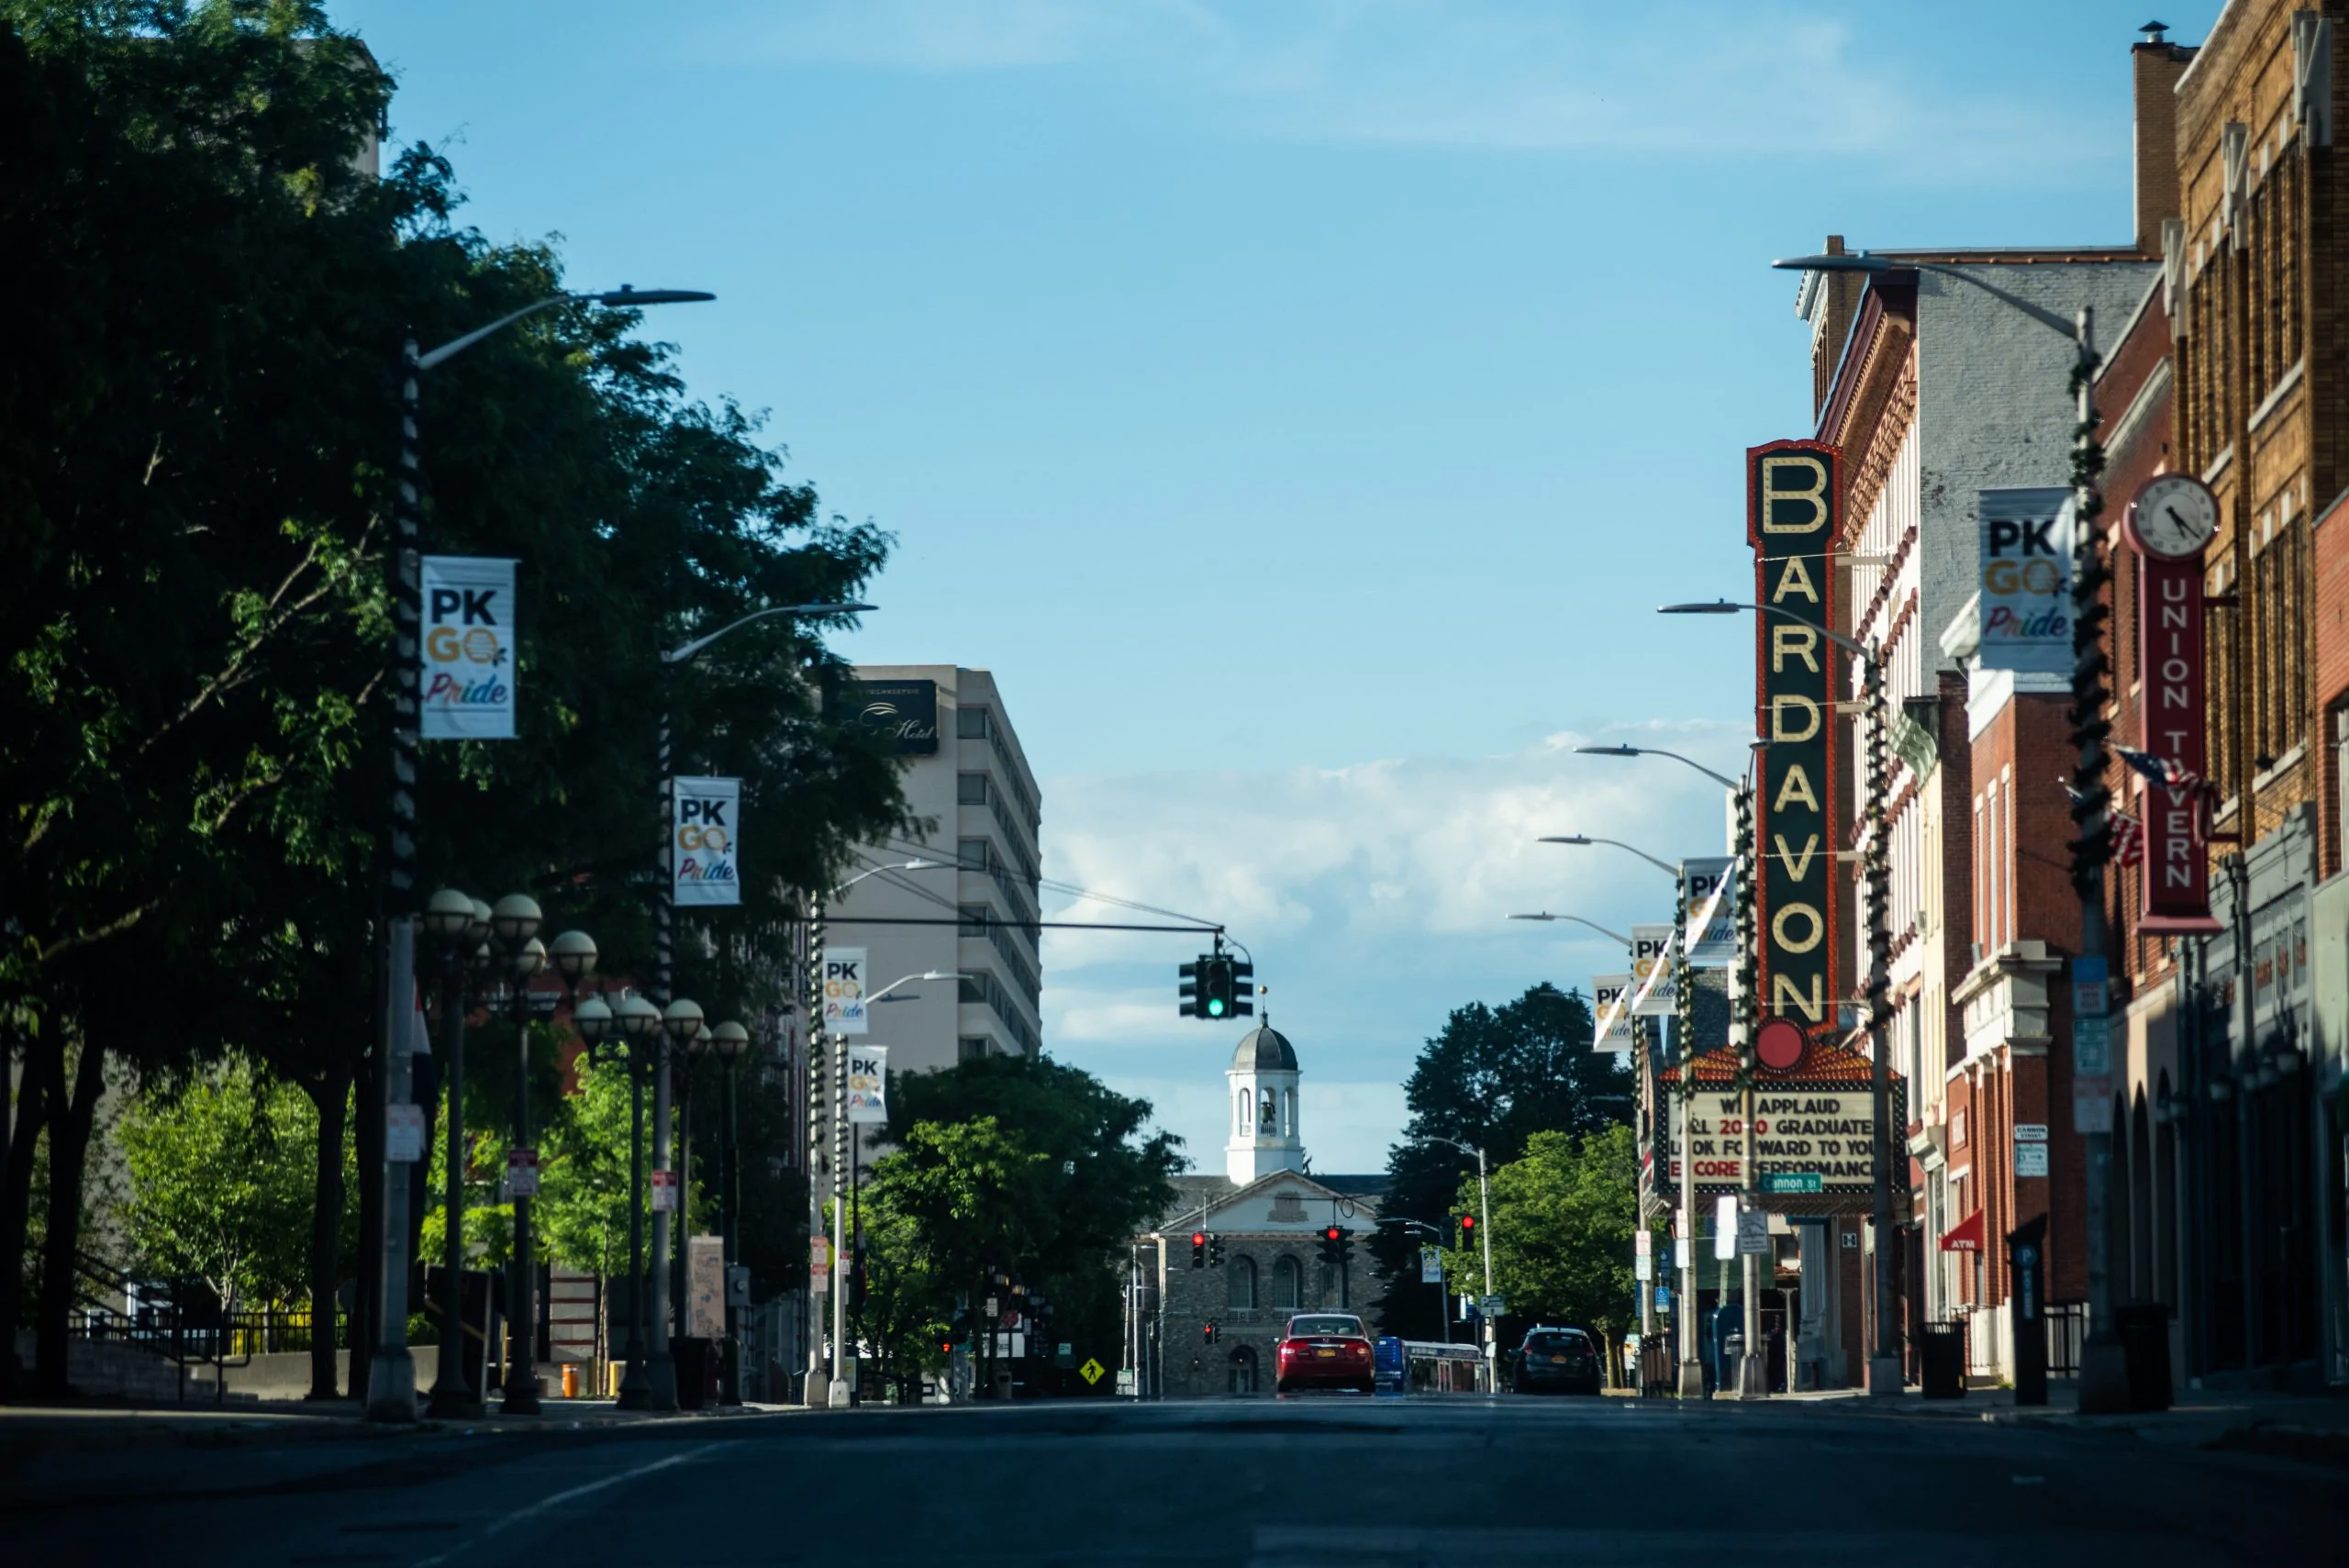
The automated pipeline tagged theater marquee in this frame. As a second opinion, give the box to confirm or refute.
[1747,440,1842,1049]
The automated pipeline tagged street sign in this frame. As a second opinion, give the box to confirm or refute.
[811,1236,831,1268]
[1673,1238,1692,1270]
[1714,1195,1739,1260]
[1653,1285,1671,1310]
[1761,1172,1823,1194]
[385,1104,425,1164]
[1115,1368,1135,1396]
[2073,1016,2111,1076]
[2075,1081,2114,1133]
[1737,1210,1771,1255]
[1634,1253,1653,1282]
[2015,1122,2049,1141]
[650,1169,679,1212]
[1633,1229,1653,1257]
[506,1147,540,1197]
[2015,1140,2050,1178]
[1478,1295,1506,1317]
[1079,1357,1106,1385]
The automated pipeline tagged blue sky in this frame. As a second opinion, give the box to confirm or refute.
[338,1,2221,1171]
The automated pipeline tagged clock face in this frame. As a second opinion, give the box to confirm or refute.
[2127,474,2220,559]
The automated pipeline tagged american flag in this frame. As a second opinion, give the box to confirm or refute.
[2114,746,2202,793]
[2110,809,2145,867]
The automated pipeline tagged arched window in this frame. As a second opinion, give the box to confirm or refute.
[1228,1255,1256,1311]
[1259,1089,1277,1131]
[1284,1089,1297,1137]
[1236,1089,1249,1134]
[1269,1254,1302,1310]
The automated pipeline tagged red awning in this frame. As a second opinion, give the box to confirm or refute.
[1939,1209,1986,1252]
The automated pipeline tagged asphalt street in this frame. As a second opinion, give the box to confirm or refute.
[5,1395,2343,1567]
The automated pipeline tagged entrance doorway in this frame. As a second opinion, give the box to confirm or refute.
[1228,1345,1259,1394]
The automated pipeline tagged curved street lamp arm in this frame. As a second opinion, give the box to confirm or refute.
[1658,601,1876,671]
[1538,836,1680,879]
[662,602,876,667]
[1575,745,1742,794]
[1507,913,1634,946]
[417,295,569,371]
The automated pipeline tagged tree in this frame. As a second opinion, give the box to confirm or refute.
[116,1059,320,1320]
[1370,984,1631,1339]
[1441,1125,1645,1359]
[858,1058,1185,1395]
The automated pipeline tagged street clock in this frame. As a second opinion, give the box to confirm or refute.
[2124,473,2221,559]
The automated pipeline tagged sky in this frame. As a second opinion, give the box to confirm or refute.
[337,0,2223,1173]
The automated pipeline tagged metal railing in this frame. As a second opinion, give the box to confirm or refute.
[2045,1301,2089,1378]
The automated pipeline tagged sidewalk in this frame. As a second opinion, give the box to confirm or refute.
[1764,1381,2349,1465]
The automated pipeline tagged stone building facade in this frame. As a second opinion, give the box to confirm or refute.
[1125,1025,1386,1397]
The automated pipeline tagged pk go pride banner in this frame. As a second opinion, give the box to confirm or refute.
[673,776,742,906]
[419,556,517,740]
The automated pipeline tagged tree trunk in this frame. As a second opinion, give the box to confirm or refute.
[1,1037,50,1398]
[33,1033,106,1396]
[304,1062,351,1400]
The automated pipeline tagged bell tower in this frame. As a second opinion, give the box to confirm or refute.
[1225,1022,1304,1184]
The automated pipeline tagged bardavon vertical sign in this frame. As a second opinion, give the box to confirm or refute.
[1747,440,1842,1048]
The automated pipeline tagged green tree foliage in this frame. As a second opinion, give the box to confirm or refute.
[855,1058,1184,1396]
[116,1059,324,1316]
[1,3,912,1396]
[1372,984,1631,1339]
[1441,1124,1642,1350]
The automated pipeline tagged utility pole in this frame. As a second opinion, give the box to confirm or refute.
[1734,780,1766,1396]
[1863,645,1900,1397]
[1475,1144,1494,1389]
[2064,305,2130,1414]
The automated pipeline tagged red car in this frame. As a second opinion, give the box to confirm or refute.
[1275,1313,1375,1394]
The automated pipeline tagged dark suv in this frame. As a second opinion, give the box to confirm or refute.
[1511,1326,1602,1395]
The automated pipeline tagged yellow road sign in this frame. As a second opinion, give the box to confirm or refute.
[1078,1357,1105,1385]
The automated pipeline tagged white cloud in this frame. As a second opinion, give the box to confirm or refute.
[1034,720,1742,1173]
[708,0,2114,182]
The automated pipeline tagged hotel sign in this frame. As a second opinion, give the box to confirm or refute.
[1747,441,1842,1037]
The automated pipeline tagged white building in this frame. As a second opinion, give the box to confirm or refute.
[831,665,1043,1073]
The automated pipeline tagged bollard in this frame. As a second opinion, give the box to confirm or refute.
[562,1363,580,1399]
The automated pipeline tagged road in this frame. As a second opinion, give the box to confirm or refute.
[5,1395,2342,1566]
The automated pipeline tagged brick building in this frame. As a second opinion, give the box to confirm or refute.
[1123,1025,1386,1397]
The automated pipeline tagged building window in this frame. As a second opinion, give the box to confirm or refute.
[957,772,993,806]
[1228,1256,1256,1311]
[1259,1091,1277,1132]
[1269,1256,1302,1311]
[959,904,991,936]
[958,1037,991,1063]
[957,838,992,871]
[957,706,992,740]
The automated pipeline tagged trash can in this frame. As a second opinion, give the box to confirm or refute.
[672,1336,714,1409]
[2113,1303,2172,1412]
[1920,1321,1965,1399]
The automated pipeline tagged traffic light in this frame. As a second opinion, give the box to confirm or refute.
[1458,1212,1477,1249]
[1224,958,1255,1018]
[1191,1230,1207,1269]
[1178,959,1205,1018]
[1322,1224,1343,1268]
[1208,1234,1225,1268]
[1203,1319,1219,1345]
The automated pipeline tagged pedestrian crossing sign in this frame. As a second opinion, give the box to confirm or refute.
[1079,1358,1106,1385]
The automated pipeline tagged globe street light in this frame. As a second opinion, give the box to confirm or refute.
[489,894,544,1415]
[605,991,663,1408]
[422,891,495,1418]
[370,285,712,1425]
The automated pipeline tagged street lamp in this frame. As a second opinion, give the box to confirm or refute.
[707,1019,752,1405]
[367,284,713,1426]
[1775,248,2122,1410]
[1543,831,1705,1395]
[421,890,495,1418]
[1419,1137,1495,1388]
[1375,1218,1455,1346]
[1505,912,1633,945]
[1584,742,1771,1398]
[584,990,662,1407]
[490,893,546,1415]
[1663,596,1900,1397]
[822,971,962,1409]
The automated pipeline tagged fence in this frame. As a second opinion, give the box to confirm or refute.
[2045,1302,2089,1378]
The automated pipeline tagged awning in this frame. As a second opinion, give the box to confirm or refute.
[1939,1209,1986,1253]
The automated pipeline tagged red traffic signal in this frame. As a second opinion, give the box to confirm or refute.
[1323,1225,1342,1243]
[1191,1230,1208,1269]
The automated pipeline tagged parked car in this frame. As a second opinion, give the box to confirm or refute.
[1511,1326,1602,1395]
[1275,1313,1375,1394]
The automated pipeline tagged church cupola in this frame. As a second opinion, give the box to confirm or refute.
[1226,1022,1304,1183]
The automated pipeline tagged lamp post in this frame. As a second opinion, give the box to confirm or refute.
[1503,912,1633,945]
[369,287,710,1425]
[1541,832,1707,1396]
[1420,1136,1494,1388]
[644,996,706,1409]
[422,890,493,1418]
[708,1019,751,1404]
[542,930,598,1400]
[1773,250,2121,1407]
[823,971,960,1407]
[1376,1218,1454,1345]
[1663,597,1900,1396]
[490,894,546,1415]
[1583,744,1770,1397]
[584,991,662,1407]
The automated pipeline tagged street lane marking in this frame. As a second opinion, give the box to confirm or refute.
[411,1440,734,1568]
